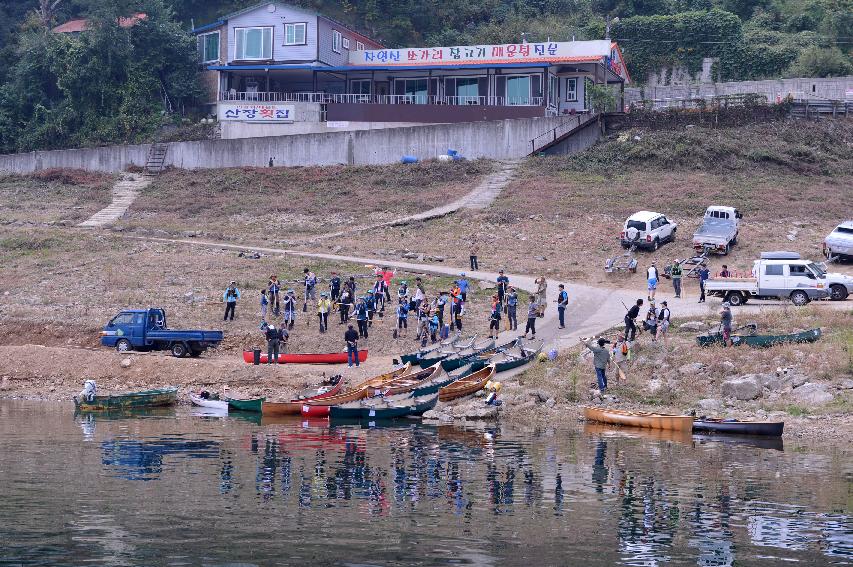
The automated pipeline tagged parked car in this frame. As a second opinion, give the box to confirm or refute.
[693,206,742,255]
[101,308,224,357]
[824,220,853,261]
[703,251,848,306]
[621,211,677,251]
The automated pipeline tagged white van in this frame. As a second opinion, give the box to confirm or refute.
[621,211,677,251]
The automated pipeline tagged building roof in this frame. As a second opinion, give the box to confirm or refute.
[52,12,147,34]
[207,62,552,72]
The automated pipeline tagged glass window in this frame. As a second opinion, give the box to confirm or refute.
[198,32,219,63]
[788,264,811,277]
[236,27,272,60]
[284,23,306,45]
[342,37,350,49]
[627,220,646,232]
[111,313,134,326]
[398,79,428,103]
[455,77,479,101]
[356,41,364,51]
[506,76,530,105]
[351,79,371,95]
[332,30,342,53]
[765,265,783,276]
[834,226,853,235]
[565,78,577,102]
[549,75,558,106]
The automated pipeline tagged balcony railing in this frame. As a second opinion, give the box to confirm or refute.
[219,91,544,107]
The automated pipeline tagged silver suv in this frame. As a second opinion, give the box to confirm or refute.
[824,220,853,261]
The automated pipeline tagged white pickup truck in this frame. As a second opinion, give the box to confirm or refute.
[692,206,742,255]
[704,251,852,305]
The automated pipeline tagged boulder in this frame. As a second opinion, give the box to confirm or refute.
[646,378,663,394]
[678,362,705,377]
[545,397,556,408]
[401,252,419,259]
[698,398,722,412]
[721,376,762,401]
[789,383,834,406]
[679,321,706,333]
[789,373,809,388]
[718,361,736,373]
[528,389,549,403]
[120,358,132,369]
[839,379,853,390]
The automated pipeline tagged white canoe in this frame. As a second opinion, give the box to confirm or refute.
[189,394,228,411]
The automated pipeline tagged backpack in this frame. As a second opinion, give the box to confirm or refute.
[621,342,629,355]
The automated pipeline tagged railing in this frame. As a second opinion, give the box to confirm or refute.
[219,91,545,107]
[529,113,596,154]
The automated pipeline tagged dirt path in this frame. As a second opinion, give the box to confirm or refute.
[78,173,150,228]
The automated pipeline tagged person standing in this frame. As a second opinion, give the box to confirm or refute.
[268,275,281,316]
[223,281,240,321]
[265,323,280,365]
[496,270,509,307]
[396,299,409,337]
[643,302,658,340]
[329,272,341,305]
[720,302,733,347]
[436,291,448,328]
[381,267,394,302]
[647,263,658,301]
[670,260,683,299]
[317,292,332,333]
[282,289,297,330]
[454,300,464,332]
[457,275,469,303]
[355,298,369,339]
[365,291,377,327]
[260,289,268,322]
[625,298,643,342]
[524,295,538,339]
[303,268,317,304]
[698,266,710,303]
[344,325,360,367]
[720,265,732,278]
[656,300,671,343]
[470,240,479,270]
[506,287,518,331]
[338,288,352,324]
[612,335,629,382]
[535,276,547,317]
[557,284,568,329]
[489,295,501,339]
[584,337,611,392]
[345,276,357,299]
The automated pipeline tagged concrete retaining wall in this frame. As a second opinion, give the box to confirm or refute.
[0,115,568,173]
[626,76,853,105]
[542,119,601,156]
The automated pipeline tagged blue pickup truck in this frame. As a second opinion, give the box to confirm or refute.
[101,308,224,358]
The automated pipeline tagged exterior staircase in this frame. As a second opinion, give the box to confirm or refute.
[145,142,169,175]
[529,113,598,155]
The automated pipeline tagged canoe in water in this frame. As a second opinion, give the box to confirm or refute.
[696,328,821,348]
[227,397,265,413]
[583,407,694,433]
[439,364,495,402]
[262,378,347,416]
[693,418,784,437]
[74,387,177,411]
[189,394,228,411]
[242,350,368,364]
[301,364,412,417]
[329,393,438,420]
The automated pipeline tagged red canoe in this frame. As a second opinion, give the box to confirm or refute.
[262,379,347,416]
[243,350,368,365]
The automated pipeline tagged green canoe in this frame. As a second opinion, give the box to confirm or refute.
[696,328,822,348]
[439,339,496,372]
[74,387,178,411]
[226,397,265,412]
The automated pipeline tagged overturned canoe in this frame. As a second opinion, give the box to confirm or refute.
[301,364,412,417]
[226,397,265,413]
[189,394,228,411]
[439,364,495,402]
[74,387,177,411]
[696,328,821,348]
[583,407,694,433]
[262,378,347,416]
[242,350,369,364]
[693,418,784,437]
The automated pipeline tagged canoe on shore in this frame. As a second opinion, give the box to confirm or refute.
[439,364,495,402]
[300,364,412,417]
[399,335,460,364]
[189,394,228,411]
[438,339,497,372]
[473,339,543,373]
[242,350,368,364]
[74,387,177,411]
[227,397,265,413]
[696,328,821,348]
[329,393,439,420]
[367,363,444,397]
[416,336,480,368]
[693,418,784,437]
[262,378,347,416]
[583,407,694,433]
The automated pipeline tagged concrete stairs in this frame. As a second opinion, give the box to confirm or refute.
[145,143,169,175]
[77,173,150,228]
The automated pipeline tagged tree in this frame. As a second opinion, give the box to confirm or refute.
[787,46,853,78]
[587,83,616,113]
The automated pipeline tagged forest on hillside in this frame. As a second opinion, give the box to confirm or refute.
[0,0,849,153]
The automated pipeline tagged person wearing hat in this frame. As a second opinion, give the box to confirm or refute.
[344,324,360,367]
[457,273,469,303]
[329,271,341,305]
[496,270,509,307]
[223,281,240,321]
[583,336,612,392]
[303,268,317,302]
[646,263,658,301]
[397,280,409,302]
[670,259,683,298]
[720,302,733,347]
[317,292,332,333]
[355,298,369,338]
[656,300,671,343]
[265,323,280,364]
[282,289,297,330]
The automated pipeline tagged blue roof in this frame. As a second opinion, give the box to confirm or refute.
[207,62,552,72]
[192,20,224,34]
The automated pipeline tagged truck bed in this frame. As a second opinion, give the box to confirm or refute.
[145,329,224,343]
[693,218,737,245]
[704,278,758,293]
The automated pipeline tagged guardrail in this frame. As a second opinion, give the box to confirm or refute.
[219,91,544,107]
[529,114,595,154]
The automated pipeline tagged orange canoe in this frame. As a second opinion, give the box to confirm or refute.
[583,406,694,433]
[262,379,348,416]
[301,363,412,417]
[438,364,495,402]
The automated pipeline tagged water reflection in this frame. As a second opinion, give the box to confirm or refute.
[101,436,220,481]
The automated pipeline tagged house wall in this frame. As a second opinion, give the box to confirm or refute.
[227,3,318,63]
[557,74,587,113]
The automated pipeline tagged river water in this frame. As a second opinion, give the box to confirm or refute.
[0,400,850,566]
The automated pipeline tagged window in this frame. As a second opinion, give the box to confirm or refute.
[198,31,220,63]
[110,313,135,326]
[356,41,364,51]
[332,30,342,53]
[342,37,350,49]
[565,78,578,102]
[833,226,853,235]
[350,79,371,95]
[235,27,273,60]
[284,22,306,45]
[506,75,530,105]
[396,78,428,103]
[788,264,812,277]
[765,265,783,276]
[549,74,558,106]
[455,77,479,100]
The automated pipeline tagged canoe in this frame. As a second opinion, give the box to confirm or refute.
[330,393,438,420]
[412,364,475,397]
[439,339,496,372]
[416,336,480,367]
[261,378,347,416]
[693,418,784,437]
[368,363,444,397]
[583,406,694,433]
[226,397,265,413]
[400,335,459,364]
[189,394,228,411]
[242,350,369,364]
[301,364,412,417]
[475,339,543,373]
[439,364,496,402]
[74,387,177,411]
[696,328,821,348]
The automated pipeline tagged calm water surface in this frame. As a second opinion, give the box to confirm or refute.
[0,400,850,566]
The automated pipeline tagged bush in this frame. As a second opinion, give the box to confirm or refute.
[786,46,853,78]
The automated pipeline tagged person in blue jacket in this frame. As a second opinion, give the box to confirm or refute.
[355,298,369,339]
[457,274,470,302]
[223,281,240,321]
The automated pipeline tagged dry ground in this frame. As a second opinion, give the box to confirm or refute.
[0,169,114,225]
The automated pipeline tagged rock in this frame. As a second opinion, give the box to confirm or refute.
[698,398,722,412]
[477,280,495,290]
[789,373,809,388]
[678,362,705,377]
[432,255,445,262]
[402,252,419,259]
[331,245,342,253]
[786,233,796,241]
[721,376,762,401]
[545,397,556,408]
[839,379,853,390]
[718,361,736,373]
[789,382,834,406]
[0,377,9,391]
[679,321,706,333]
[120,358,132,369]
[534,256,547,261]
[528,389,548,403]
[646,378,663,394]
[545,368,558,382]
[416,254,425,262]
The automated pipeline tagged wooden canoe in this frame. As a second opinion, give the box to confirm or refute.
[261,378,347,416]
[368,363,444,397]
[242,350,369,364]
[696,328,821,348]
[693,418,784,436]
[226,397,265,413]
[189,394,228,411]
[74,387,177,411]
[583,406,694,433]
[300,364,412,417]
[439,364,495,402]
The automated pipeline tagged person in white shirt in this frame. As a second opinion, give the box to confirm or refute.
[646,263,659,301]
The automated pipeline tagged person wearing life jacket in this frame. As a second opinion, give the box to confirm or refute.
[396,298,409,337]
[329,272,341,305]
[365,291,376,327]
[317,292,332,333]
[345,276,357,298]
[223,281,240,321]
[429,312,440,343]
[436,291,448,327]
[489,295,501,339]
[338,288,352,324]
[355,298,369,338]
[282,289,297,330]
[556,284,568,329]
[268,275,281,316]
[398,281,409,302]
[670,260,683,298]
[303,268,317,301]
[506,287,518,331]
[656,300,671,343]
[372,275,386,312]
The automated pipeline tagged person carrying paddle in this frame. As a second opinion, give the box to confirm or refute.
[372,275,386,313]
[344,325,360,367]
[345,276,357,299]
[355,298,369,339]
[265,323,280,365]
[625,298,642,342]
[396,298,409,337]
[282,289,297,330]
[381,267,395,302]
[583,337,611,392]
[317,292,332,333]
[506,287,518,331]
[268,275,281,316]
[329,272,341,305]
[223,281,240,321]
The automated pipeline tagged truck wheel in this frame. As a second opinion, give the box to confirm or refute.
[652,238,660,251]
[725,291,744,306]
[829,284,849,301]
[115,339,131,353]
[171,343,188,358]
[731,233,738,246]
[790,290,809,306]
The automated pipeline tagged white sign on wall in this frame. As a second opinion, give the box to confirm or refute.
[218,103,295,122]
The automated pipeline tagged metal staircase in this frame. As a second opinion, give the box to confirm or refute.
[529,113,598,155]
[144,142,169,175]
